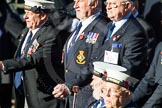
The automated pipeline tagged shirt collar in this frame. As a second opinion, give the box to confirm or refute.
[113,13,132,28]
[81,12,100,26]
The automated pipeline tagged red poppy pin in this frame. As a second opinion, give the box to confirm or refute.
[113,35,121,41]
[79,33,84,40]
[28,48,33,55]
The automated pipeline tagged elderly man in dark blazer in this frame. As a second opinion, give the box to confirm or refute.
[52,0,110,107]
[0,0,65,108]
[94,0,148,80]
[132,42,162,107]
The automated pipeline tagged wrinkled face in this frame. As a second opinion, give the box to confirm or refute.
[101,81,130,108]
[73,0,96,21]
[105,0,131,21]
[90,75,103,100]
[23,10,46,29]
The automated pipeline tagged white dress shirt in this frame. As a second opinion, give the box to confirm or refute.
[111,13,132,37]
[21,28,39,54]
[67,12,101,50]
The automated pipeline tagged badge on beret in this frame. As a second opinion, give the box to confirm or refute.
[76,50,86,64]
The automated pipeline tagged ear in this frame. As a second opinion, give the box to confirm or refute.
[127,2,133,9]
[124,1,132,9]
[40,13,47,20]
[89,0,98,9]
[124,2,132,12]
[123,90,131,103]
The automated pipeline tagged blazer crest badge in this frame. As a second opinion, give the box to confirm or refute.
[76,50,86,64]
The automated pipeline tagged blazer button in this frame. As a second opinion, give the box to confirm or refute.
[65,69,68,73]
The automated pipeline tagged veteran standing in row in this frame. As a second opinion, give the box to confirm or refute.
[94,0,148,80]
[0,0,64,108]
[53,0,110,107]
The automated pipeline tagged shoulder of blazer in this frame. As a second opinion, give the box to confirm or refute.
[90,15,110,34]
[39,20,55,35]
[96,15,110,26]
[43,19,54,28]
[119,15,144,34]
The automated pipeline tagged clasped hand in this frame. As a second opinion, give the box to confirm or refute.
[52,84,70,99]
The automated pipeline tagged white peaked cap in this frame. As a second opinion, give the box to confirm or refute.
[93,61,127,78]
[105,68,139,89]
[24,0,54,10]
[93,61,139,90]
[93,61,108,77]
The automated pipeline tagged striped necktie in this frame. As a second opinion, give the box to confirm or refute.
[14,31,33,90]
[105,23,115,42]
[68,22,82,52]
[67,22,82,60]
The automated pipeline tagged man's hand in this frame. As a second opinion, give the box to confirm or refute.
[52,84,70,99]
[0,61,3,71]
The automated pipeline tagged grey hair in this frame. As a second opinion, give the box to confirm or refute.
[88,0,102,12]
[121,0,134,4]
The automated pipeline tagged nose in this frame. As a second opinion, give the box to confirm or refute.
[23,13,27,19]
[106,3,112,10]
[73,0,79,9]
[106,91,111,97]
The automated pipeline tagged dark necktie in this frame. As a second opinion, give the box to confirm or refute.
[105,23,115,42]
[93,100,100,108]
[14,31,33,89]
[67,22,82,58]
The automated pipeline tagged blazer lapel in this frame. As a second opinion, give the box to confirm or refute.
[70,16,102,60]
[25,25,48,56]
[97,18,132,60]
[66,16,102,66]
[64,32,74,66]
[14,28,28,58]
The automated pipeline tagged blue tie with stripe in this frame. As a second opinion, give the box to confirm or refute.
[105,23,115,42]
[14,31,33,89]
[67,22,82,59]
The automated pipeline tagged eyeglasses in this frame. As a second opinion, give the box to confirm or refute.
[74,0,84,2]
[104,1,126,8]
